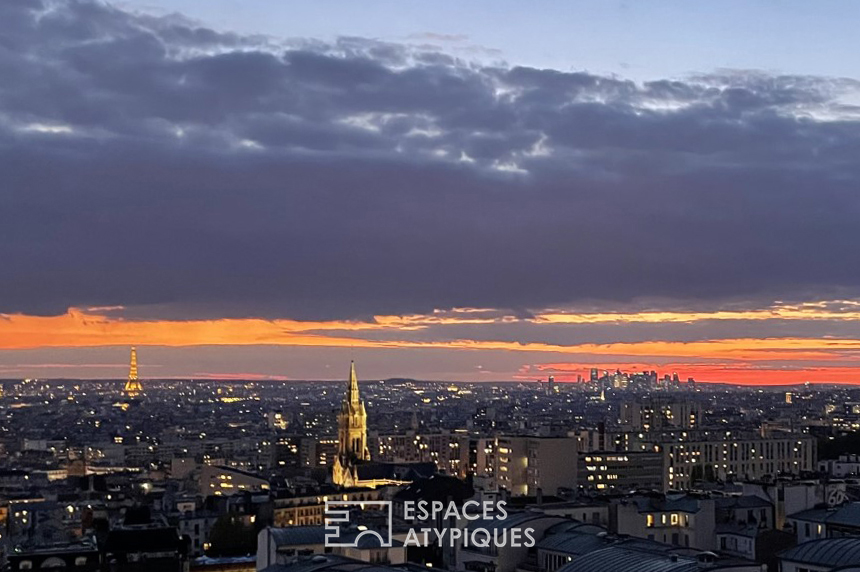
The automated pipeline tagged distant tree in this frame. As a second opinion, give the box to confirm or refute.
[704,465,716,482]
[691,465,703,484]
[690,465,716,484]
[817,434,860,461]
[206,515,256,557]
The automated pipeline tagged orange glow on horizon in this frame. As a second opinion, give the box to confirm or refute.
[2,307,860,384]
[4,308,859,360]
[534,300,860,324]
[526,362,860,386]
[0,308,390,349]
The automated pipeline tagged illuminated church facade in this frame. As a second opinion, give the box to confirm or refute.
[332,361,371,486]
[332,362,433,488]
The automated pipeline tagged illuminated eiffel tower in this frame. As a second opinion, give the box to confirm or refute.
[123,346,143,395]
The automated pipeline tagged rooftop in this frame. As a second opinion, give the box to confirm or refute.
[261,555,403,572]
[780,538,860,567]
[556,544,699,572]
[790,502,860,527]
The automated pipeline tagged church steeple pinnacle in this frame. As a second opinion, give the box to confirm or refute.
[348,360,360,405]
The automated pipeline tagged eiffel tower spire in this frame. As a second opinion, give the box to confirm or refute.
[124,346,143,395]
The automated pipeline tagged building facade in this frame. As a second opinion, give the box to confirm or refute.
[577,451,665,492]
[495,436,578,496]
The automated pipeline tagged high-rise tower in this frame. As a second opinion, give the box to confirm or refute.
[332,361,370,486]
[123,347,143,395]
[546,375,557,395]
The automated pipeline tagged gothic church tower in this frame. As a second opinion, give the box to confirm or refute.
[332,361,370,485]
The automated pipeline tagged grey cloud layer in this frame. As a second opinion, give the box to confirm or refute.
[308,318,860,347]
[2,0,860,320]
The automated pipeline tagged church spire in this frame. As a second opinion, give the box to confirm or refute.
[333,360,370,486]
[347,360,360,405]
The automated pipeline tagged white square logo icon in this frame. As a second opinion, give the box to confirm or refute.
[324,500,393,547]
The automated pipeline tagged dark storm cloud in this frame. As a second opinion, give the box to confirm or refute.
[2,0,860,320]
[308,318,860,347]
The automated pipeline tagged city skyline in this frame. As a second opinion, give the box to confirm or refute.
[5,4,860,572]
[2,0,860,383]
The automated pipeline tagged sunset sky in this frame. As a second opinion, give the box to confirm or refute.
[2,0,860,383]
